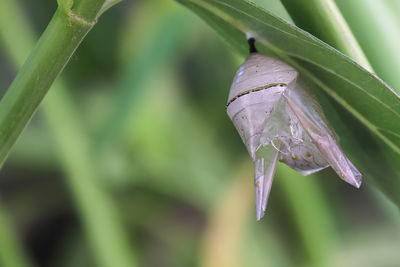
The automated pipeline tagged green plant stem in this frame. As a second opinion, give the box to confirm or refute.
[280,0,372,71]
[70,0,105,19]
[0,8,89,166]
[0,0,119,166]
[0,203,32,267]
[0,1,137,267]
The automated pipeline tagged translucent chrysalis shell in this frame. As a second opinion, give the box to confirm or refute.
[226,39,362,220]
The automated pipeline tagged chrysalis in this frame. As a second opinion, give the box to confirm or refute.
[226,37,362,220]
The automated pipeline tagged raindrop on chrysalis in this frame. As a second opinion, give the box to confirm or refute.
[226,36,362,220]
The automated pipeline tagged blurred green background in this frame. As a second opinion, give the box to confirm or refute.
[0,0,400,266]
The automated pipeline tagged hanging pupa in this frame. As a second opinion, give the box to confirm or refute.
[226,37,362,220]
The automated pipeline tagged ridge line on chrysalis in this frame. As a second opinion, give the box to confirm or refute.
[226,82,287,108]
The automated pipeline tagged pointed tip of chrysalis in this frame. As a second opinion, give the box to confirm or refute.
[256,209,264,221]
[254,169,265,221]
[343,168,362,189]
[341,173,362,189]
[254,146,280,221]
[248,37,258,54]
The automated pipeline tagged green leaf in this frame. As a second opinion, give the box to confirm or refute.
[280,0,372,71]
[176,0,400,205]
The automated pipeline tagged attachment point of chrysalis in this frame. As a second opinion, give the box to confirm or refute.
[248,38,257,54]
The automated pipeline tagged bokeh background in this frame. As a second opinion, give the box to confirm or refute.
[0,0,400,266]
